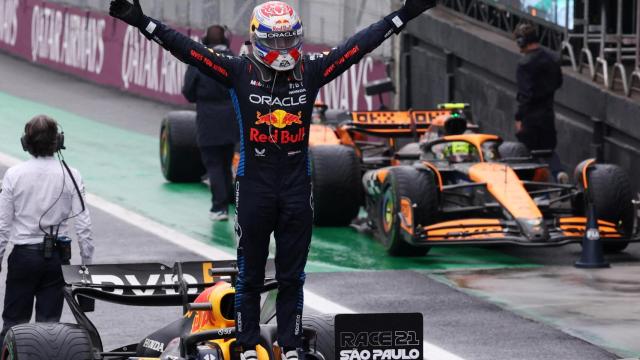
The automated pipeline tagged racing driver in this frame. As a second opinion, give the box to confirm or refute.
[108,1,435,359]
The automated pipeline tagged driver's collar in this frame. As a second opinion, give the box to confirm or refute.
[245,53,303,83]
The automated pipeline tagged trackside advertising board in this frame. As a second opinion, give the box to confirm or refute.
[335,313,423,360]
[0,0,388,110]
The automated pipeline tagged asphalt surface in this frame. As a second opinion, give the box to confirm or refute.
[0,51,627,359]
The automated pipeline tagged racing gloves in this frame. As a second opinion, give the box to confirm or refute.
[388,0,437,34]
[109,0,145,27]
[109,0,156,40]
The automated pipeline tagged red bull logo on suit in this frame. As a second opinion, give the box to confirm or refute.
[251,110,305,144]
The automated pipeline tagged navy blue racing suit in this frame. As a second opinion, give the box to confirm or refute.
[144,11,406,348]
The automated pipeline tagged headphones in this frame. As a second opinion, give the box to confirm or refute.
[21,122,65,153]
[203,25,231,48]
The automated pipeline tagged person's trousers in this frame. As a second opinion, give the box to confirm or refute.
[233,176,313,349]
[516,124,564,176]
[0,247,64,346]
[200,144,236,212]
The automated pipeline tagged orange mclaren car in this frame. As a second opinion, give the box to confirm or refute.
[361,133,639,256]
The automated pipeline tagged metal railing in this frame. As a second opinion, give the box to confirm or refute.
[570,0,637,95]
[443,0,640,98]
[440,0,566,50]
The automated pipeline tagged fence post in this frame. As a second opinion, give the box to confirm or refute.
[637,0,640,70]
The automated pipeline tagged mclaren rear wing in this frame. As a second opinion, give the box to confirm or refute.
[340,108,477,138]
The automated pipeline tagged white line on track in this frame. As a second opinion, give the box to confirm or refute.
[0,151,465,360]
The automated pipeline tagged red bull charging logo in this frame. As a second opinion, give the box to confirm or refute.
[255,110,303,129]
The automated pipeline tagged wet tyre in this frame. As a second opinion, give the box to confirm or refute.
[378,166,438,256]
[498,141,530,159]
[310,145,361,226]
[1,323,92,360]
[160,111,206,182]
[302,314,335,360]
[573,163,634,252]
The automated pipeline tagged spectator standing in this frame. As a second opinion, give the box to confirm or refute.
[0,115,93,347]
[183,25,239,221]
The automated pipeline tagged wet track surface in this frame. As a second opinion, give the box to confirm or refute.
[0,52,637,359]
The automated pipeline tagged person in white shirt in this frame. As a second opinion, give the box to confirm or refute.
[0,115,93,344]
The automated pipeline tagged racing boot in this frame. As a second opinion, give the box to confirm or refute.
[281,349,299,360]
[241,349,258,360]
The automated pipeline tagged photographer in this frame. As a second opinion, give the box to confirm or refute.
[0,115,93,343]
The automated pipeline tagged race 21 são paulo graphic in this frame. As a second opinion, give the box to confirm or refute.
[0,0,389,109]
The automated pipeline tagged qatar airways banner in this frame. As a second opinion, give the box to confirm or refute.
[0,0,388,110]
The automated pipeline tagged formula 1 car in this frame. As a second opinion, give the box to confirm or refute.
[0,261,336,360]
[361,131,640,256]
[159,102,472,227]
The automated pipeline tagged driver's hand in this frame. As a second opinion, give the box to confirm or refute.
[109,0,146,28]
[402,0,437,20]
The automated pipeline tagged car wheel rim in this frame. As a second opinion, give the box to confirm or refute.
[382,188,395,235]
[160,126,170,173]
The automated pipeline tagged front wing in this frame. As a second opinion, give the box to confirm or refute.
[395,197,640,247]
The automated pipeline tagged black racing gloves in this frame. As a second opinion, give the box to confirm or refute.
[109,0,145,27]
[109,0,159,41]
[387,0,436,34]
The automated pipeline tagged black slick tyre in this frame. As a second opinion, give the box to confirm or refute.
[378,166,437,256]
[302,314,335,360]
[573,163,635,253]
[310,145,361,226]
[1,323,92,360]
[498,141,530,159]
[160,111,206,182]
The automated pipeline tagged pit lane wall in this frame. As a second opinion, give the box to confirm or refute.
[402,7,640,192]
[0,0,388,110]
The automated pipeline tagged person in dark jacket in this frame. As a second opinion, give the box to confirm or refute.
[514,23,566,180]
[182,25,239,221]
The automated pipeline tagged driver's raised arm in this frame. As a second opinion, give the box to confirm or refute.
[306,0,436,88]
[109,0,240,87]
